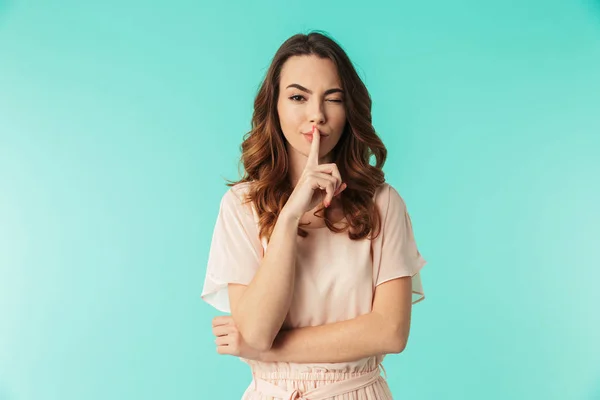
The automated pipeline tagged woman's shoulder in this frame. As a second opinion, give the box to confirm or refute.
[373,182,392,202]
[228,181,253,199]
[219,181,255,213]
[373,182,406,212]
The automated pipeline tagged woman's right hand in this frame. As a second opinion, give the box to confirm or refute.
[282,125,347,222]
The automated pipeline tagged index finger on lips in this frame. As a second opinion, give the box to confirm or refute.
[306,125,321,166]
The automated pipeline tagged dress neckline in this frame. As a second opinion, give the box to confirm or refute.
[299,217,348,231]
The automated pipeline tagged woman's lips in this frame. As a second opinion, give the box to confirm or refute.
[302,128,329,136]
[302,131,329,136]
[302,128,329,143]
[303,133,327,142]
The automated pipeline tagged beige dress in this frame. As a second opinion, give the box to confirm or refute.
[201,182,427,399]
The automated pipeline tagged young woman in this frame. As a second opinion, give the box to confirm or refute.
[201,31,427,400]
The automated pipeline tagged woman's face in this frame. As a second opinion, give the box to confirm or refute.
[277,55,346,161]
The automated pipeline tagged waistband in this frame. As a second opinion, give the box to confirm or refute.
[250,363,387,400]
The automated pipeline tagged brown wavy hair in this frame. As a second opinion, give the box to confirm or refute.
[224,30,388,243]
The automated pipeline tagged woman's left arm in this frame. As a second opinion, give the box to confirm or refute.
[213,277,413,363]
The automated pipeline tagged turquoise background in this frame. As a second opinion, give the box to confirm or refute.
[1,0,599,399]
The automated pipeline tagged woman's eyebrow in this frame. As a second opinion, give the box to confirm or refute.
[286,83,344,96]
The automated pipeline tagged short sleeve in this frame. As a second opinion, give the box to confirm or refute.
[201,185,265,312]
[372,184,427,305]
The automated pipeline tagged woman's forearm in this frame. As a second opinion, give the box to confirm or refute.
[258,312,399,363]
[233,209,299,351]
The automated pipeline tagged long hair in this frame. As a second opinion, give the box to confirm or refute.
[225,31,388,242]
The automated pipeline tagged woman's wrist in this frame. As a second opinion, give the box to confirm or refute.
[279,206,301,226]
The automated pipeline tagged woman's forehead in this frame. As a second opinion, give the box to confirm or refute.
[280,56,341,88]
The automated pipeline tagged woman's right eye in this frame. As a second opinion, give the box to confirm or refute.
[289,95,305,102]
